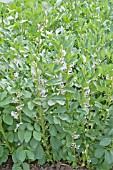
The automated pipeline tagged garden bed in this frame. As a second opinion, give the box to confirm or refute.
[0,157,89,170]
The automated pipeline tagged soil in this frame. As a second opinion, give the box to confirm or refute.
[0,157,89,170]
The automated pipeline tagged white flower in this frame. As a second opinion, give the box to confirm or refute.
[62,62,67,70]
[61,49,66,56]
[76,145,80,149]
[68,67,72,73]
[88,159,92,163]
[39,76,46,85]
[60,83,64,88]
[40,89,47,98]
[11,111,19,119]
[13,97,19,103]
[55,59,60,64]
[14,122,23,132]
[59,73,62,79]
[84,102,90,108]
[16,104,24,111]
[14,72,19,78]
[71,143,76,147]
[73,132,80,139]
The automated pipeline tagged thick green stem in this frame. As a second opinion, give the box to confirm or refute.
[34,18,52,161]
[66,68,69,110]
[18,110,22,123]
[66,97,69,110]
[35,63,51,161]
[0,121,12,153]
[82,88,85,107]
[39,106,52,161]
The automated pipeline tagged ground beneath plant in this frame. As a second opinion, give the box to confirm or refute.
[0,157,89,170]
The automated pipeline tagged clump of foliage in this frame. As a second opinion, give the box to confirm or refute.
[0,0,113,169]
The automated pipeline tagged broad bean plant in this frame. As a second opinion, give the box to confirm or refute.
[0,0,113,170]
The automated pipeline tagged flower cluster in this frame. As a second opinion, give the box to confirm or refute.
[72,132,80,139]
[14,122,23,132]
[71,143,80,149]
[11,111,19,120]
[16,104,24,111]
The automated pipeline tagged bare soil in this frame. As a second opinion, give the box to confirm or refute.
[0,157,89,170]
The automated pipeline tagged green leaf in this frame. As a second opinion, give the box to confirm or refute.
[105,151,113,164]
[95,102,103,109]
[0,146,3,157]
[51,95,65,100]
[23,106,34,118]
[55,0,62,7]
[48,100,56,106]
[3,114,13,125]
[33,131,42,141]
[49,125,57,136]
[35,145,44,159]
[22,163,30,170]
[70,102,79,111]
[18,129,25,142]
[27,123,34,131]
[24,130,32,143]
[54,106,66,113]
[109,105,113,116]
[30,138,39,149]
[38,155,46,165]
[18,150,26,162]
[26,150,34,160]
[66,87,75,93]
[0,91,7,101]
[19,124,26,130]
[94,148,105,158]
[46,78,63,86]
[12,151,18,164]
[22,90,32,98]
[58,114,70,122]
[12,164,23,170]
[34,123,40,131]
[7,131,14,143]
[28,101,35,110]
[53,117,61,125]
[50,137,61,149]
[46,115,54,124]
[100,138,111,146]
[0,96,12,107]
[56,100,65,105]
[33,99,41,105]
